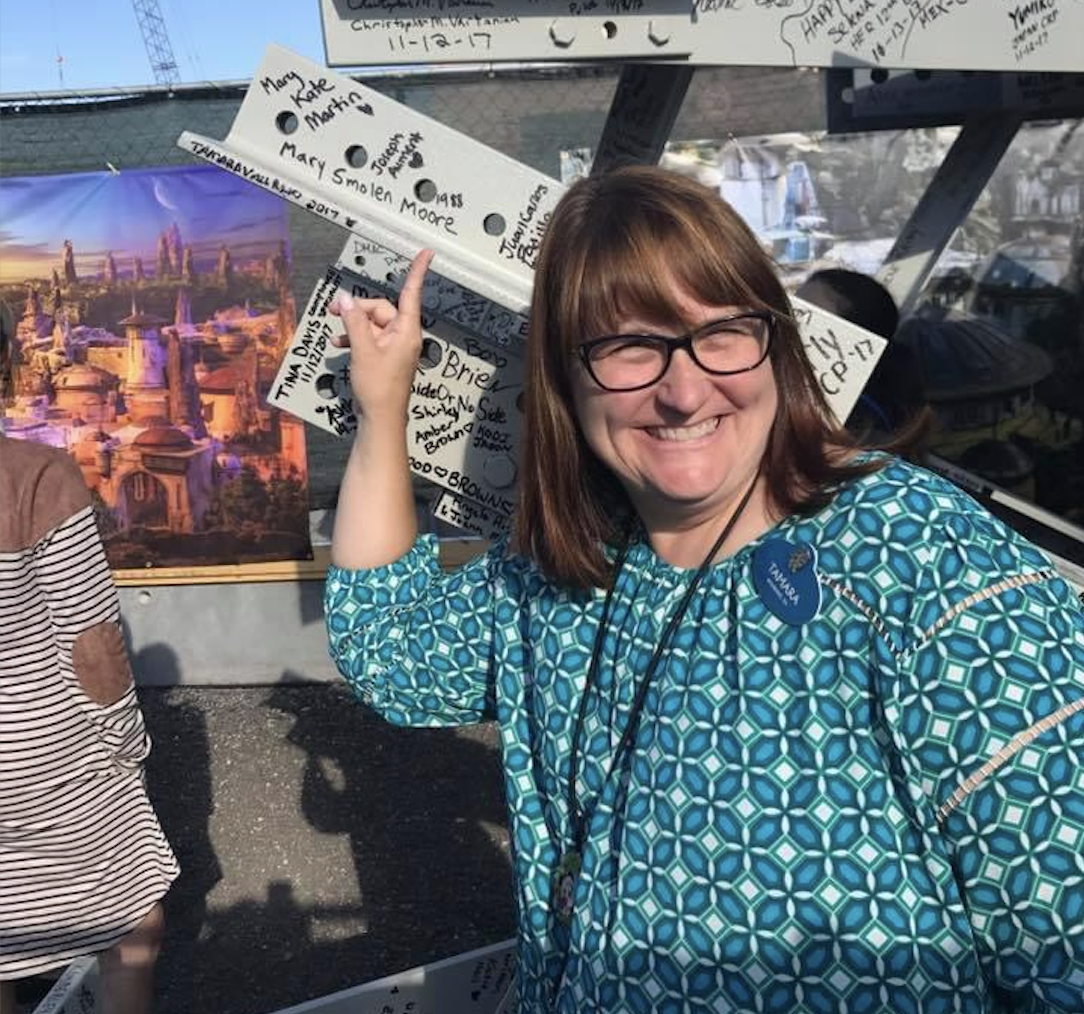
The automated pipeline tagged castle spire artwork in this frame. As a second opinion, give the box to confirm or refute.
[1,164,309,569]
[62,239,77,285]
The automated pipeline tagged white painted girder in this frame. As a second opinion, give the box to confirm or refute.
[876,114,1021,316]
[179,44,561,315]
[322,1,1084,73]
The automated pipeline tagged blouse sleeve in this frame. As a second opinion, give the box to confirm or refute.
[879,511,1084,1011]
[324,535,502,727]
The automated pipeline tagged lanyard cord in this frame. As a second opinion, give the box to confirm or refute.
[564,476,760,855]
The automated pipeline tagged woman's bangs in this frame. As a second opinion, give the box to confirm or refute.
[569,211,767,341]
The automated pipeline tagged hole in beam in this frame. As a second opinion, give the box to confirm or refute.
[483,213,507,236]
[276,111,299,135]
[419,338,443,370]
[345,145,368,169]
[414,179,438,203]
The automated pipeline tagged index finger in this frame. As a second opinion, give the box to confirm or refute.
[396,248,435,321]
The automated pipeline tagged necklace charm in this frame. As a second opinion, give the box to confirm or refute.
[553,849,582,925]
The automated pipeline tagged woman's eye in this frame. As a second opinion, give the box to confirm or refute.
[610,340,660,361]
[594,339,656,360]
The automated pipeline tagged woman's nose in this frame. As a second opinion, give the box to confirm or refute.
[655,349,710,412]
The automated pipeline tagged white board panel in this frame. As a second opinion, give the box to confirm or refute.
[323,0,1084,72]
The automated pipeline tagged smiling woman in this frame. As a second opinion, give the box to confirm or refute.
[323,166,1084,1014]
[519,167,880,583]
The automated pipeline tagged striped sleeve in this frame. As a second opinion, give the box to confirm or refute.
[32,506,149,768]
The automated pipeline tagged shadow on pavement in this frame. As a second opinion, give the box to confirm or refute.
[138,673,513,1014]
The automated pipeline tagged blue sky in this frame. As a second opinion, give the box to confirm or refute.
[0,0,326,93]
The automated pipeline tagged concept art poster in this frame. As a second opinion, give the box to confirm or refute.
[0,164,313,569]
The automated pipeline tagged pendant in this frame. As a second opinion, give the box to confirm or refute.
[552,849,582,925]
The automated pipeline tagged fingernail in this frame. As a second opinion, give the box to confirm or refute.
[336,292,355,311]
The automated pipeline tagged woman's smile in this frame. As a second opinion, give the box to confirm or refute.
[644,415,722,443]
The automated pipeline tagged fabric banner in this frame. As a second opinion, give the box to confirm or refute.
[0,164,312,570]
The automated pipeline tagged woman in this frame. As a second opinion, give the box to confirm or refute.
[324,167,1084,1012]
[0,309,178,1014]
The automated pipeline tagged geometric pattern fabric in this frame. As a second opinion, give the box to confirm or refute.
[326,458,1084,1012]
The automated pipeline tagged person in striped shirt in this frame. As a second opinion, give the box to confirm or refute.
[1,305,178,1013]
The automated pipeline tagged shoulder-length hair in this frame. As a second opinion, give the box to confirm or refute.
[513,166,882,589]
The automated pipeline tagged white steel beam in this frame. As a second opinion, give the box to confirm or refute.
[831,69,1084,131]
[268,240,884,538]
[178,44,562,315]
[323,1,1084,73]
[270,939,516,1014]
[320,0,693,65]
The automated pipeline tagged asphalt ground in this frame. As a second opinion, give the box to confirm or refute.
[17,685,515,1014]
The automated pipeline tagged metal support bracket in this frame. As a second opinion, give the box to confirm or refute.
[592,63,695,173]
[876,114,1022,316]
[323,1,1084,72]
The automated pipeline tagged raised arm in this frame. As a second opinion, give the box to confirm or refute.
[329,248,434,570]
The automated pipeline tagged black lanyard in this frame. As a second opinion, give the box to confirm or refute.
[561,477,759,881]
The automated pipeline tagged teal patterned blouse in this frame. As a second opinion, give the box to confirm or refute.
[325,458,1084,1013]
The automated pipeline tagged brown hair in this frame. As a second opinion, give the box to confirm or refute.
[513,166,882,589]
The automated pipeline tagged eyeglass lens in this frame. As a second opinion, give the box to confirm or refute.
[585,315,769,391]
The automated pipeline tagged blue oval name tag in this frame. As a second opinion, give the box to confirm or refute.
[752,540,821,625]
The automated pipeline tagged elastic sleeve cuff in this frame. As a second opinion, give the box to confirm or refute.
[325,534,443,605]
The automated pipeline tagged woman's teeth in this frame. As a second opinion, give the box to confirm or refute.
[649,417,720,442]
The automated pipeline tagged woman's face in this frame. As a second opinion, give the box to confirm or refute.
[571,291,778,533]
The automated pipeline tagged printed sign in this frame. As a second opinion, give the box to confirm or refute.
[0,164,312,570]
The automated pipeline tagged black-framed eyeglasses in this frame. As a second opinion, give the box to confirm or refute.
[577,311,774,392]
